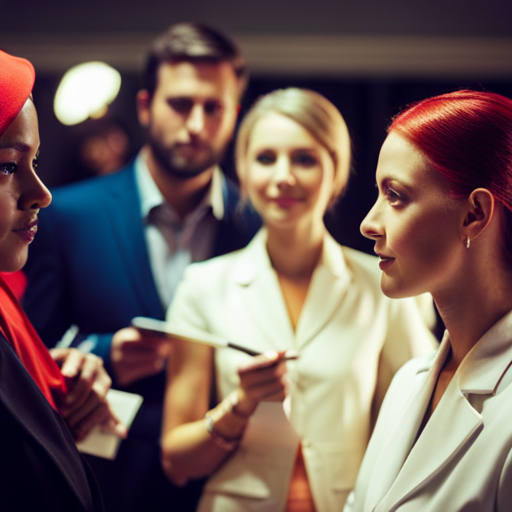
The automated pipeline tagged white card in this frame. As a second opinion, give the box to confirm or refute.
[76,388,143,460]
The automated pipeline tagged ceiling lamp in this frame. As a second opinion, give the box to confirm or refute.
[54,61,121,126]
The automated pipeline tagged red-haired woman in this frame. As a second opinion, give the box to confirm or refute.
[346,90,512,511]
[0,49,125,511]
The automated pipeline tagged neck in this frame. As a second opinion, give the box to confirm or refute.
[142,145,214,220]
[266,220,326,279]
[434,262,512,368]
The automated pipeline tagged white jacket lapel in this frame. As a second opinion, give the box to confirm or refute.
[233,230,294,351]
[377,381,482,511]
[295,234,351,350]
[365,342,447,511]
[372,311,512,512]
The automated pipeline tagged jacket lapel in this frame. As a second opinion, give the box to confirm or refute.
[232,231,352,352]
[365,342,446,511]
[233,230,294,351]
[370,311,512,511]
[106,165,164,319]
[295,234,351,350]
[377,376,482,511]
[0,335,94,511]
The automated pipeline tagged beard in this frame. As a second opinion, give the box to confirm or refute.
[148,136,226,180]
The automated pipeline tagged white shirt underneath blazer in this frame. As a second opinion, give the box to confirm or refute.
[167,229,437,512]
[345,309,512,512]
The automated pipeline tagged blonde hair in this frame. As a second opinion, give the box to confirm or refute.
[235,88,352,205]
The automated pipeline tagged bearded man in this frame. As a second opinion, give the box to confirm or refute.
[23,22,260,512]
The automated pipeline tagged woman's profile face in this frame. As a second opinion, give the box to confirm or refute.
[360,132,465,299]
[243,112,335,232]
[0,99,51,272]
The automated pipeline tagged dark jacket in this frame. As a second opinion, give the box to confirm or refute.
[23,161,260,512]
[0,333,103,512]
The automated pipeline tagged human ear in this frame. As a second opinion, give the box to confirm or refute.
[462,188,495,242]
[136,90,151,128]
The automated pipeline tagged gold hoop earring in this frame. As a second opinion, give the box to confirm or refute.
[466,237,471,249]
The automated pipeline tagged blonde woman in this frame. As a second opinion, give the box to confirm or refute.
[161,88,436,511]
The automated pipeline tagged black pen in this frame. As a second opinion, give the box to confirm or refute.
[131,316,298,360]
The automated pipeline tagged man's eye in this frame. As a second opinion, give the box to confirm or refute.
[0,162,17,175]
[293,153,317,167]
[204,101,222,116]
[169,98,193,113]
[255,152,276,165]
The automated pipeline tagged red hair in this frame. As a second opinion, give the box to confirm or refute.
[389,90,512,212]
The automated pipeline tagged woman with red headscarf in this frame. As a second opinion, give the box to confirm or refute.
[0,49,124,511]
[346,90,512,511]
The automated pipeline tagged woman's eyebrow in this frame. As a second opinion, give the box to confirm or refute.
[0,142,31,152]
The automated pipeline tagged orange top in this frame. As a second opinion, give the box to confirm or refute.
[286,445,317,512]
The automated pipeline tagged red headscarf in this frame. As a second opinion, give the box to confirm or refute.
[0,50,67,410]
[0,49,36,137]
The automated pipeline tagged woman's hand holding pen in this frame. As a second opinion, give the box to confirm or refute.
[234,351,291,418]
[193,350,292,459]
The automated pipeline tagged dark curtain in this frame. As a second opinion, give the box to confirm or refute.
[33,72,512,255]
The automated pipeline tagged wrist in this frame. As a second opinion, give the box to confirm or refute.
[226,391,253,419]
[204,392,252,451]
[204,413,242,451]
[229,389,257,418]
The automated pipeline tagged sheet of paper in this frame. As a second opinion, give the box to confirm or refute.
[131,316,228,349]
[76,388,143,460]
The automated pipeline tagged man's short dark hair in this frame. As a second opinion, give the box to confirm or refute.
[143,22,248,99]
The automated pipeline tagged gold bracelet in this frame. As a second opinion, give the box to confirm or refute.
[204,412,242,451]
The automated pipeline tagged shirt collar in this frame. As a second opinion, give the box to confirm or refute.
[134,150,225,221]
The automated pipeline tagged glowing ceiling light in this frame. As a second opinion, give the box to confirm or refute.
[54,61,121,126]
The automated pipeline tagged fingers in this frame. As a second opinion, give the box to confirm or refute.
[238,350,287,373]
[111,327,172,386]
[242,376,288,402]
[71,401,128,442]
[50,348,127,441]
[101,413,129,439]
[51,347,84,379]
[67,398,109,439]
[237,351,289,405]
[51,348,109,415]
[63,354,110,415]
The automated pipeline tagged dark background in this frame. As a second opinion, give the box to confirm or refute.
[2,0,512,254]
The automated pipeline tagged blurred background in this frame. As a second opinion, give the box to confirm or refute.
[2,0,512,253]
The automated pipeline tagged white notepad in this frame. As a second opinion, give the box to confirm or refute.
[76,388,143,460]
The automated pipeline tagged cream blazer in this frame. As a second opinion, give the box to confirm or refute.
[167,229,436,512]
[345,309,512,512]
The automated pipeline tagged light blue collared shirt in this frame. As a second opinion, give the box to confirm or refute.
[134,151,225,308]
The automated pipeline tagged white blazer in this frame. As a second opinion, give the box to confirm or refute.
[345,309,512,512]
[167,229,436,512]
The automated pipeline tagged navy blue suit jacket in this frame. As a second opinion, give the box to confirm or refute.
[23,161,260,512]
[0,333,104,512]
